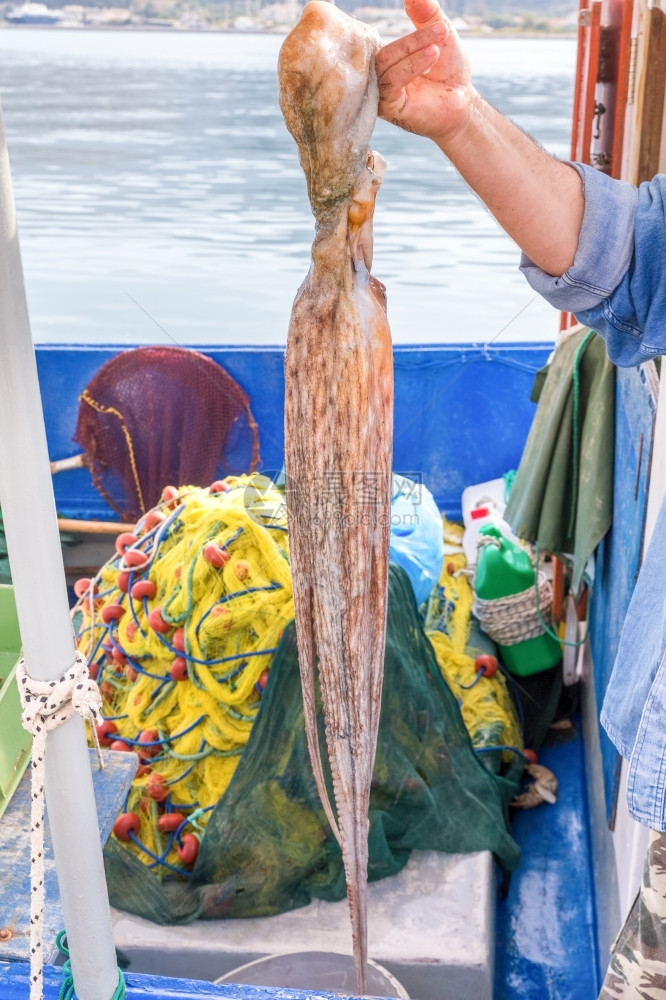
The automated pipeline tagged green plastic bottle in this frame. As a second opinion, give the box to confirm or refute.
[474,525,561,677]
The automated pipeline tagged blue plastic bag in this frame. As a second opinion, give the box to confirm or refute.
[390,475,444,606]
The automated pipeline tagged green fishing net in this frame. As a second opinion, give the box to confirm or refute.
[104,565,521,924]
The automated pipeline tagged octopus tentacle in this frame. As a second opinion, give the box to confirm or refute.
[288,519,342,844]
[279,5,393,994]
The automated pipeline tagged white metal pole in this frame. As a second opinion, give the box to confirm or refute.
[0,104,119,1000]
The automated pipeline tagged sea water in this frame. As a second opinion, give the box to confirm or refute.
[0,28,575,346]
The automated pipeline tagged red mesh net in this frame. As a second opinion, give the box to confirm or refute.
[74,346,260,521]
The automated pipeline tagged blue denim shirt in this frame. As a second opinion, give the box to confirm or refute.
[520,163,666,829]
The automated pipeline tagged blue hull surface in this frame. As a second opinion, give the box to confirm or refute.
[38,341,551,522]
[0,962,383,999]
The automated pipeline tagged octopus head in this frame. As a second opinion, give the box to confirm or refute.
[278,0,381,219]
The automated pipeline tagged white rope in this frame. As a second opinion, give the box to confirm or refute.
[17,649,103,1000]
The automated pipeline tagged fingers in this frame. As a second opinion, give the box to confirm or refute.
[405,0,446,29]
[377,43,440,107]
[375,21,448,79]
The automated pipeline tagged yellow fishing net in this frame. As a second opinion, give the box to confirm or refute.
[424,521,523,762]
[75,494,520,884]
[75,476,292,876]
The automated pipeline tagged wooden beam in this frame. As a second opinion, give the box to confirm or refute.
[637,5,666,182]
[57,517,134,535]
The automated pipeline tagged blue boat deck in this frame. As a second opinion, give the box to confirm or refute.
[0,750,136,966]
[0,725,600,1000]
[497,721,599,1000]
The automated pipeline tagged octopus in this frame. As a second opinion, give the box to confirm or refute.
[278,4,393,994]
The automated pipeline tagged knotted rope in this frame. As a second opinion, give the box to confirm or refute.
[17,649,104,1000]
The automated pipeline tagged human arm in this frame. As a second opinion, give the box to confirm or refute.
[375,0,584,277]
[375,0,666,366]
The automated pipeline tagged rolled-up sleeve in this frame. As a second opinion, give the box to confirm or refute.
[520,164,666,366]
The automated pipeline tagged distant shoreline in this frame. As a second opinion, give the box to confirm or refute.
[0,22,578,37]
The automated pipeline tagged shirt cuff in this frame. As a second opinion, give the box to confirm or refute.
[519,162,638,312]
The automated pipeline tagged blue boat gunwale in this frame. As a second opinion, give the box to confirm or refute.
[0,960,388,999]
[37,338,554,524]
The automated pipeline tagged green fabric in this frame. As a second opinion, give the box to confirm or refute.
[105,565,522,925]
[504,328,615,591]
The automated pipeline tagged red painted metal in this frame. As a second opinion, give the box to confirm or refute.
[611,0,634,178]
[571,0,603,165]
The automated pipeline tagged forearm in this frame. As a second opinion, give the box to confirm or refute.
[437,91,584,277]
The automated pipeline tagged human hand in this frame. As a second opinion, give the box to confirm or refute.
[376,0,474,147]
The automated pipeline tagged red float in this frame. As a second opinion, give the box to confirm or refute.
[137,729,160,756]
[95,720,118,746]
[147,607,171,634]
[113,812,140,842]
[115,532,138,556]
[146,774,169,802]
[131,579,157,601]
[475,654,499,678]
[203,543,230,568]
[123,549,150,569]
[74,577,97,599]
[161,485,180,510]
[177,833,199,866]
[157,812,186,833]
[101,604,125,625]
[142,510,166,532]
[170,657,189,682]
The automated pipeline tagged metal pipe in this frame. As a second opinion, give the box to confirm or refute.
[0,104,119,999]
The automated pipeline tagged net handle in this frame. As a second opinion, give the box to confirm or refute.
[50,453,86,474]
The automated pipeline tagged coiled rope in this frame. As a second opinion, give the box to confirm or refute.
[56,931,125,1000]
[16,650,126,1000]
